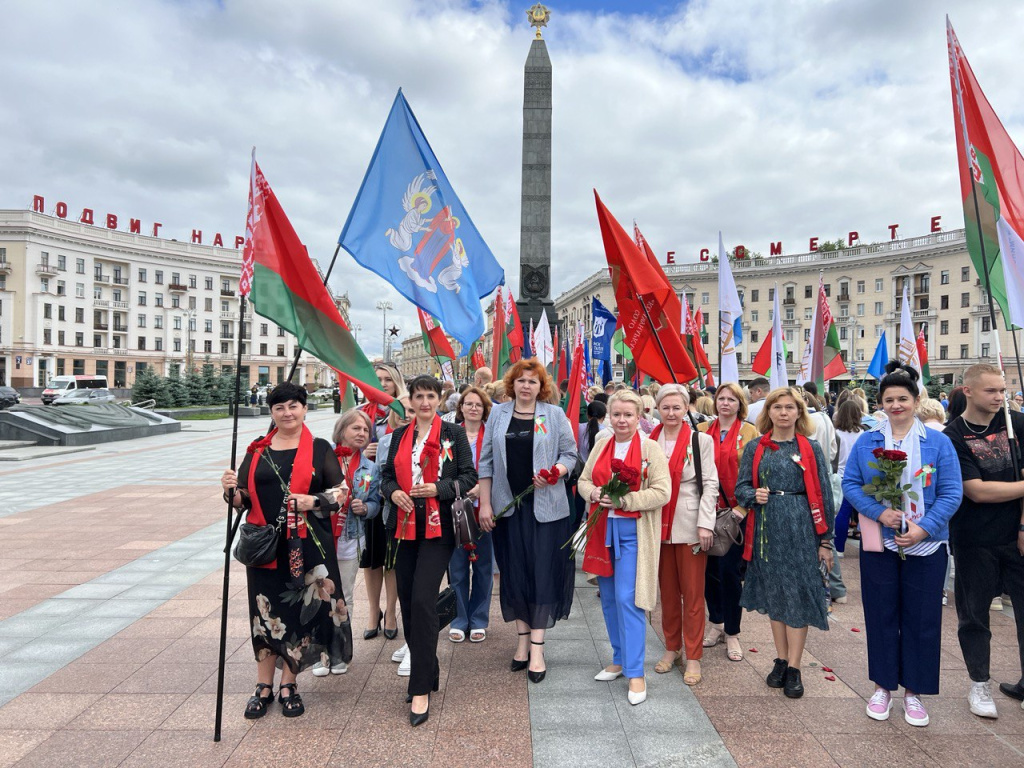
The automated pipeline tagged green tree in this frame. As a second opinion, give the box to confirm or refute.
[185,368,210,406]
[166,371,189,407]
[131,367,165,404]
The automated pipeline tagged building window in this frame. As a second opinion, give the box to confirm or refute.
[768,288,775,301]
[155,338,163,351]
[173,317,182,330]
[57,330,65,345]
[856,303,865,316]
[221,342,229,354]
[57,280,66,295]
[750,310,759,323]
[221,300,229,312]
[173,339,181,352]
[804,328,811,341]
[43,303,52,319]
[171,272,180,285]
[155,316,163,329]
[277,344,285,357]
[940,270,949,285]
[73,358,85,375]
[804,285,813,299]
[205,319,212,333]
[43,328,52,344]
[171,296,180,309]
[982,343,990,357]
[189,274,197,289]
[188,296,196,310]
[961,266,970,281]
[155,270,163,284]
[138,291,147,306]
[804,307,813,320]
[875,325,883,337]
[155,293,163,307]
[138,314,146,328]
[138,268,147,282]
[875,278,884,291]
[93,334,102,348]
[205,277,213,291]
[277,326,285,337]
[138,337,147,350]
[940,345,948,360]
[204,340,212,353]
[701,292,709,305]
[94,287,102,300]
[874,302,883,315]
[940,320,949,335]
[74,333,83,347]
[112,289,121,303]
[960,318,969,333]
[750,330,759,343]
[960,344,969,358]
[76,283,84,298]
[74,308,83,323]
[205,298,213,312]
[58,306,65,321]
[961,292,970,308]
[982,316,991,332]
[750,289,759,303]
[823,283,831,297]
[76,258,85,274]
[260,323,268,336]
[856,280,865,294]
[785,308,794,321]
[41,278,50,292]
[839,326,848,341]
[939,295,948,310]
[260,343,268,355]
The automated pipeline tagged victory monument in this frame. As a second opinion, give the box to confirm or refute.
[516,4,556,332]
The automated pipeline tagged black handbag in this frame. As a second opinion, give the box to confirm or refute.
[451,481,480,549]
[233,505,285,567]
[690,433,743,558]
[436,572,457,630]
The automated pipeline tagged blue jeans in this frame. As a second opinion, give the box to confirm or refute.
[449,530,494,632]
[598,517,646,679]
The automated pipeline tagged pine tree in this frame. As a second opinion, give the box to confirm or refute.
[185,368,210,406]
[166,372,189,408]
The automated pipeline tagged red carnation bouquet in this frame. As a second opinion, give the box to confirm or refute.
[492,464,561,521]
[564,459,641,557]
[862,447,917,559]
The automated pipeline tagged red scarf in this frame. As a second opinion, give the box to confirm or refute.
[246,425,315,570]
[744,432,827,562]
[393,416,443,540]
[582,431,643,578]
[650,422,691,541]
[332,446,360,538]
[708,418,743,509]
[468,424,485,518]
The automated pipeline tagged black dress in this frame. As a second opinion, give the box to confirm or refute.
[238,438,352,671]
[491,416,575,629]
[360,420,391,570]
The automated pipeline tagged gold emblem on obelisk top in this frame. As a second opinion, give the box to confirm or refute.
[527,3,551,38]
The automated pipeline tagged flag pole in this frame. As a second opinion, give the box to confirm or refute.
[214,292,249,742]
[284,243,343,384]
[637,293,681,385]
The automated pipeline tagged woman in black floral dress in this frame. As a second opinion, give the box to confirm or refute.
[221,382,350,719]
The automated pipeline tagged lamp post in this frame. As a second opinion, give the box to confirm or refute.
[353,323,362,347]
[375,300,392,361]
[177,308,197,374]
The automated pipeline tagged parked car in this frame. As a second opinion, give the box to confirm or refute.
[0,386,20,410]
[41,375,109,405]
[310,388,334,401]
[52,388,117,406]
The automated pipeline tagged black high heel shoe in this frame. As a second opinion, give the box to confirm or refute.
[363,609,383,640]
[528,640,546,684]
[510,631,530,672]
[410,693,430,727]
[383,612,398,640]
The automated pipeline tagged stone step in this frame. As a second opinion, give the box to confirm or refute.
[0,440,38,451]
[0,445,95,462]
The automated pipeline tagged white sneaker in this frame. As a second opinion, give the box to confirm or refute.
[391,643,408,663]
[398,648,411,677]
[969,681,998,718]
[991,597,1003,611]
[312,661,348,677]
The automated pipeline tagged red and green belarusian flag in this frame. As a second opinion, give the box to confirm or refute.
[797,275,846,391]
[241,154,396,411]
[916,328,931,386]
[417,308,456,366]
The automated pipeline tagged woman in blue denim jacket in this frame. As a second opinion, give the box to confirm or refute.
[842,363,963,728]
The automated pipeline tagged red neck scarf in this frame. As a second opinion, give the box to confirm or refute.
[247,425,315,569]
[393,416,443,540]
[582,431,643,578]
[708,418,743,509]
[332,446,361,537]
[650,422,691,541]
[744,432,827,561]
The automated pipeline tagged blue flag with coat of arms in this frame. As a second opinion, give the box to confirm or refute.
[339,89,505,350]
[590,297,617,361]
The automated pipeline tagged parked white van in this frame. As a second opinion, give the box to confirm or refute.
[41,375,109,405]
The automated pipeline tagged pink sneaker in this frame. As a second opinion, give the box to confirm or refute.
[866,689,892,720]
[903,695,929,726]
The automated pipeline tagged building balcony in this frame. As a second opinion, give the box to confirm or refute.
[782,298,796,306]
[94,273,110,283]
[0,260,10,275]
[36,263,58,276]
[837,293,851,303]
[220,288,235,297]
[220,311,235,320]
[105,347,130,356]
[112,301,129,310]
[168,283,188,292]
[93,323,109,331]
[112,326,128,334]
[113,277,129,285]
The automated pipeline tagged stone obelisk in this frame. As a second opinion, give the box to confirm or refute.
[517,4,555,333]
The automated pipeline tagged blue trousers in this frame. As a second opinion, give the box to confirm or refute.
[598,517,646,679]
[449,530,494,632]
[860,546,947,694]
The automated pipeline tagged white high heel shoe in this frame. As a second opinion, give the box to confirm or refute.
[627,678,647,706]
[594,667,623,681]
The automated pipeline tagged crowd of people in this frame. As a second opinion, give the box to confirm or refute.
[220,359,1024,730]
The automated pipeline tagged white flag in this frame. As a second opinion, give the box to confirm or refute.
[770,286,789,390]
[718,232,743,385]
[898,283,921,377]
[535,309,554,369]
[997,217,1024,330]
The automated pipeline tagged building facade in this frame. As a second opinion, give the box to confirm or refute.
[0,209,341,389]
[554,228,1021,391]
[399,333,465,380]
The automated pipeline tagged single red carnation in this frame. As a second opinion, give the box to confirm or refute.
[247,436,272,455]
[760,434,780,451]
[421,443,440,467]
[335,445,354,460]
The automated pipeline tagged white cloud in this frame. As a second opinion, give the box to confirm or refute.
[2,0,1023,357]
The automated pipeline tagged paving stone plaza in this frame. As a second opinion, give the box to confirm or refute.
[0,411,1022,766]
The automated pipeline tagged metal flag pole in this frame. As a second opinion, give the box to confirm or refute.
[214,292,248,742]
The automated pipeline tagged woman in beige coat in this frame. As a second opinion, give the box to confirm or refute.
[650,384,719,685]
[578,390,671,705]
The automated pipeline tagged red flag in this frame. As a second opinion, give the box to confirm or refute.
[491,286,506,374]
[239,150,256,297]
[470,340,487,370]
[598,195,696,383]
[506,292,524,363]
[564,323,586,437]
[417,308,456,362]
[916,328,931,385]
[751,330,774,376]
[553,325,562,379]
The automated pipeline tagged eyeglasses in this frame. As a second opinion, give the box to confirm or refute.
[463,402,483,408]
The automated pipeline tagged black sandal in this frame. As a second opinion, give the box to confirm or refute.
[244,683,274,720]
[511,631,531,672]
[528,640,546,684]
[278,682,305,718]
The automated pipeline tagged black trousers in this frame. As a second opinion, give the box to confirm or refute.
[953,541,1024,683]
[395,524,455,696]
[705,540,746,636]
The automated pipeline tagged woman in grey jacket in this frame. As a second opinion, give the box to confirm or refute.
[478,358,579,683]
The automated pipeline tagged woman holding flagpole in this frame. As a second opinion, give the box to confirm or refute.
[734,387,835,699]
[477,359,578,684]
[380,375,476,726]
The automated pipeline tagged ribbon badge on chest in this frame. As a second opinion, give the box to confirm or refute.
[914,464,936,488]
[357,471,372,494]
[440,439,453,472]
[534,416,548,435]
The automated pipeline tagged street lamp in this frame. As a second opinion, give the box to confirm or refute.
[375,300,393,361]
[353,323,362,346]
[177,308,197,374]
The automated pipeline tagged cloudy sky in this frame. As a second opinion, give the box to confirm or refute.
[3,0,1022,357]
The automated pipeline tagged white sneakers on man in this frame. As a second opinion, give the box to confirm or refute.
[311,661,347,676]
[397,645,411,677]
[969,681,998,718]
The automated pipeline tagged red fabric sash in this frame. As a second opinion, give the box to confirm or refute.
[744,432,827,561]
[393,416,443,540]
[708,418,743,509]
[649,422,691,541]
[246,425,315,570]
[582,431,642,578]
[332,448,360,538]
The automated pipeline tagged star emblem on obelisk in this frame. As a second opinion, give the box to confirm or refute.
[527,3,550,38]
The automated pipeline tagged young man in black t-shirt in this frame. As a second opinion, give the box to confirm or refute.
[945,363,1024,718]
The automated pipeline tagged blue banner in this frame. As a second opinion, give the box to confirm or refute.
[339,90,505,350]
[591,297,617,361]
[868,331,889,380]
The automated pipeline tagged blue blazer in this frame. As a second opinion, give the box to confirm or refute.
[841,423,962,544]
[342,453,380,540]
